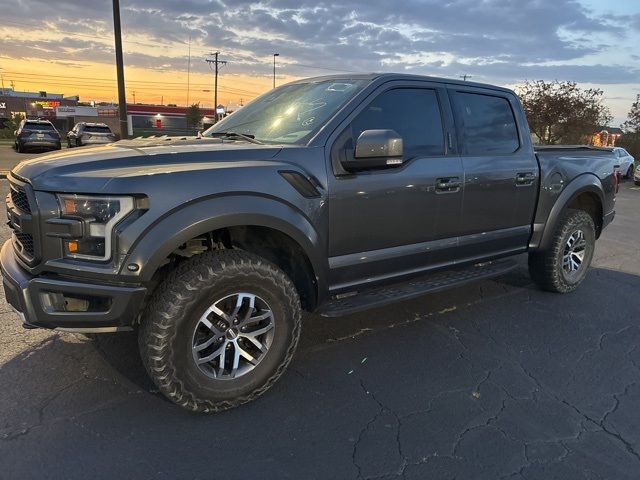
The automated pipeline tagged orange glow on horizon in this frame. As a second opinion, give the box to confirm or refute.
[0,56,299,107]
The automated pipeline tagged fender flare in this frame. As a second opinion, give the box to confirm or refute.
[534,173,604,251]
[122,195,325,286]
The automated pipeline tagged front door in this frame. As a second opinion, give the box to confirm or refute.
[327,84,463,292]
[449,88,539,262]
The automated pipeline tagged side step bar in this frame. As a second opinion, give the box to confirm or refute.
[318,259,518,317]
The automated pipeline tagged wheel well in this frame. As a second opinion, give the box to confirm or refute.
[567,192,602,237]
[156,226,318,311]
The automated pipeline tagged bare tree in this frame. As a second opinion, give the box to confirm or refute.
[517,80,612,145]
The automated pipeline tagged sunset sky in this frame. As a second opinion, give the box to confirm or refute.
[1,0,639,124]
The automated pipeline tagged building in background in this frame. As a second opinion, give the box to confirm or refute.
[590,126,623,147]
[1,86,243,137]
[126,104,218,137]
[0,88,77,129]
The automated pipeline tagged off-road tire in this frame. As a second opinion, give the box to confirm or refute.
[528,209,595,293]
[626,165,634,179]
[139,250,302,413]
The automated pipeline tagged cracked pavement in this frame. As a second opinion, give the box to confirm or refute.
[0,180,639,479]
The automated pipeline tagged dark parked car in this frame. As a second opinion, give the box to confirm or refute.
[14,119,61,153]
[2,74,618,412]
[67,122,116,147]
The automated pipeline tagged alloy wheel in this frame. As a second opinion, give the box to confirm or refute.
[562,229,587,275]
[191,292,275,380]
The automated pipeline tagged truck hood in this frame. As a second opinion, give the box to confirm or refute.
[12,137,284,192]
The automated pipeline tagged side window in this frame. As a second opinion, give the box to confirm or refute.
[351,88,444,158]
[452,92,519,155]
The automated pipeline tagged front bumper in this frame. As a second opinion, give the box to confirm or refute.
[0,241,146,332]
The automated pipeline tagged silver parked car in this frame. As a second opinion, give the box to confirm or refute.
[613,147,635,179]
[67,122,116,147]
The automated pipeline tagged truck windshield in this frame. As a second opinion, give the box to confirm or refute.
[203,79,368,145]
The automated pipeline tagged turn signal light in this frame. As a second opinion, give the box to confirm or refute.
[66,240,79,253]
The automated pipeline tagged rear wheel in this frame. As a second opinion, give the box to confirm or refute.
[626,164,634,179]
[139,250,302,412]
[528,209,595,293]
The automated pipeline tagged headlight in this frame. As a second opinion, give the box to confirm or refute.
[57,194,135,261]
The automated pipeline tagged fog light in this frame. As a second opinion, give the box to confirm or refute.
[41,292,110,313]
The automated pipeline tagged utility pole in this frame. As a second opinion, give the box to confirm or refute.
[132,91,136,104]
[205,52,227,122]
[273,53,279,89]
[112,0,128,139]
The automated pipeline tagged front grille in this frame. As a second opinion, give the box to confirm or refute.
[10,185,31,213]
[14,232,35,257]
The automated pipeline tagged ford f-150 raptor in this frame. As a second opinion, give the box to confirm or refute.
[1,74,618,412]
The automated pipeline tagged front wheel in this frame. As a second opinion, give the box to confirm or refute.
[139,250,302,412]
[528,209,595,293]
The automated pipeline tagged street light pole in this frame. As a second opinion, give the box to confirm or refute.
[112,0,128,139]
[273,53,279,89]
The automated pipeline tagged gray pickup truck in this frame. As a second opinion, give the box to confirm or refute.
[2,74,618,412]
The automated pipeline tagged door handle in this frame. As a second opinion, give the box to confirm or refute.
[515,172,535,186]
[436,177,461,193]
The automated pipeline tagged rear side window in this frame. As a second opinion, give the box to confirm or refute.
[452,92,519,155]
[351,88,445,158]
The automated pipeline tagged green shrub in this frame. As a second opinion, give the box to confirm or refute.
[0,129,16,140]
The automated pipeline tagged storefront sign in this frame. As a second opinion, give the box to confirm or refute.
[55,106,98,117]
[35,100,61,109]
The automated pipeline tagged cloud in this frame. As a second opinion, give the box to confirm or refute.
[1,0,638,87]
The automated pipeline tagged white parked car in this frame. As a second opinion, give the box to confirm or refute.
[613,147,635,179]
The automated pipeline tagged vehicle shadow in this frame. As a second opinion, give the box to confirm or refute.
[1,265,640,479]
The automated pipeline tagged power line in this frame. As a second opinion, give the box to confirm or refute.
[3,71,263,95]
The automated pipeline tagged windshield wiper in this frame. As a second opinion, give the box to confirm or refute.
[208,132,264,145]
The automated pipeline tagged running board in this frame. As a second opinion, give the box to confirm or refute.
[318,259,518,317]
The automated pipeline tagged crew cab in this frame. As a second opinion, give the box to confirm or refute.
[1,74,617,412]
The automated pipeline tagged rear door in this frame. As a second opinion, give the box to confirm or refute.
[449,87,538,261]
[327,81,463,291]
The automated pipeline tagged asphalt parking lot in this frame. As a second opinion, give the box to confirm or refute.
[0,176,639,479]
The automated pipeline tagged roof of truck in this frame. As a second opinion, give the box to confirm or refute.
[288,73,515,95]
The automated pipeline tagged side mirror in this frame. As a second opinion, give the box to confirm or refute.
[343,129,403,171]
